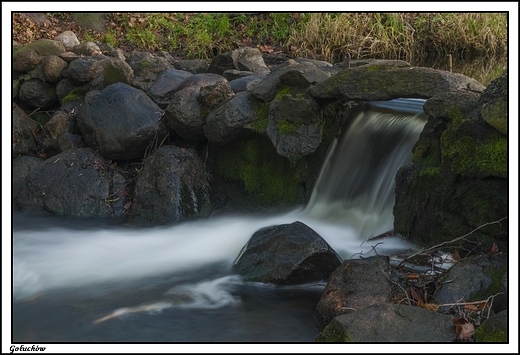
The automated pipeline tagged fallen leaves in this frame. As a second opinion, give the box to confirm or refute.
[453,317,475,341]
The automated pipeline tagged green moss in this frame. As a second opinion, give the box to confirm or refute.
[441,109,507,178]
[474,326,507,342]
[278,120,299,135]
[418,166,441,177]
[103,61,128,86]
[315,321,352,342]
[249,97,270,133]
[275,85,292,100]
[216,137,304,204]
[61,87,88,106]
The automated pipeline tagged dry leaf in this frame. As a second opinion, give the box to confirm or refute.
[458,322,475,341]
[420,303,440,312]
[488,243,499,255]
[452,249,461,261]
[409,287,424,306]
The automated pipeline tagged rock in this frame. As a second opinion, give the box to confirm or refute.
[434,253,507,313]
[41,55,68,83]
[73,41,101,56]
[165,74,229,140]
[58,51,82,63]
[129,55,173,91]
[12,104,40,158]
[41,110,74,154]
[204,92,256,144]
[199,81,235,110]
[98,58,134,88]
[165,86,204,140]
[18,79,58,109]
[55,30,80,51]
[13,39,66,72]
[232,221,342,285]
[13,155,44,199]
[473,309,508,342]
[423,90,481,119]
[176,73,228,91]
[14,148,129,217]
[229,74,265,93]
[315,303,455,342]
[294,57,333,69]
[67,56,106,84]
[209,47,270,75]
[279,63,330,88]
[222,69,255,81]
[131,145,211,224]
[266,94,323,159]
[77,82,168,161]
[479,71,507,134]
[175,59,209,74]
[147,69,193,105]
[58,133,86,152]
[314,256,393,327]
[310,65,485,101]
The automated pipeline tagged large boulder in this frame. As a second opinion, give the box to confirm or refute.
[77,82,168,161]
[232,221,342,285]
[479,71,507,134]
[13,148,129,217]
[131,145,211,224]
[314,256,394,327]
[315,303,455,342]
[310,65,485,101]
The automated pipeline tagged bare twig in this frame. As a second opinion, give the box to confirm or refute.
[398,217,507,267]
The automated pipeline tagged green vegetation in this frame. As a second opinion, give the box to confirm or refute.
[474,327,507,342]
[278,119,299,135]
[216,137,305,204]
[16,13,506,62]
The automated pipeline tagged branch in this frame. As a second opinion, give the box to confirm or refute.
[398,217,507,267]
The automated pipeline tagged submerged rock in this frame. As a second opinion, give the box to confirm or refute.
[232,221,342,285]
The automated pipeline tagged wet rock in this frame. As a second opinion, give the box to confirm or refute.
[77,82,168,161]
[14,148,129,217]
[232,221,342,285]
[315,303,455,342]
[131,145,211,224]
[314,256,393,327]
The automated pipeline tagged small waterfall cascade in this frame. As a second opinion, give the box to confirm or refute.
[304,98,428,239]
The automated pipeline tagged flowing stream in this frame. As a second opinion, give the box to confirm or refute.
[12,98,427,343]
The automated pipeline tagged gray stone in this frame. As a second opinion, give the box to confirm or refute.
[77,82,168,161]
[479,71,507,134]
[55,30,80,51]
[14,148,129,217]
[41,55,68,83]
[131,145,211,224]
[19,79,58,109]
[232,221,342,285]
[13,39,66,72]
[165,86,204,140]
[315,303,455,342]
[204,92,257,144]
[12,104,41,158]
[314,256,393,327]
[73,41,101,56]
[13,155,44,199]
[147,69,193,105]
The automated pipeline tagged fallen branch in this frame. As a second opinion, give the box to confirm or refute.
[398,217,507,268]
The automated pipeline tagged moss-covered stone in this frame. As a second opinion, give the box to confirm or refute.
[315,319,352,342]
[215,136,307,205]
[248,95,270,133]
[61,87,89,106]
[441,109,507,178]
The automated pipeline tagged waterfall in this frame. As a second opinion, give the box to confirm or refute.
[305,98,427,239]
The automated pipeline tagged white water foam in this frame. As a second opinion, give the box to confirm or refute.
[12,210,413,300]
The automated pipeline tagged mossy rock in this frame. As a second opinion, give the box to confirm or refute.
[73,13,107,32]
[213,135,308,206]
[474,310,507,342]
